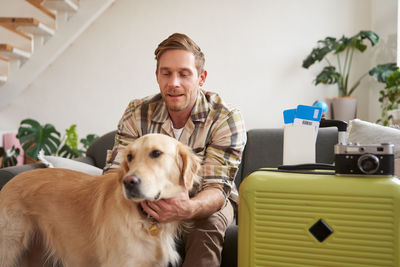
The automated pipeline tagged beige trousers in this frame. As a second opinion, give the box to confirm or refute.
[181,200,234,267]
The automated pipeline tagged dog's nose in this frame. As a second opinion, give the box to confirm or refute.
[124,175,141,187]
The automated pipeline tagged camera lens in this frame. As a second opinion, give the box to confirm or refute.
[357,154,379,174]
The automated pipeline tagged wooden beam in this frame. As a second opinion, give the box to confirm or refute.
[0,17,55,38]
[0,44,31,60]
[0,18,34,40]
[26,0,56,20]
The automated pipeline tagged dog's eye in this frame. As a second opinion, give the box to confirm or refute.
[149,150,163,158]
[127,153,133,162]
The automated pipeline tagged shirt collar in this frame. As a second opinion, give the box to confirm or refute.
[151,89,209,124]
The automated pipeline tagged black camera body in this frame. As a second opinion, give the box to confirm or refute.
[335,143,394,176]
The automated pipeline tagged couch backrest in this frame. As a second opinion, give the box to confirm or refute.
[88,128,339,188]
[86,131,116,169]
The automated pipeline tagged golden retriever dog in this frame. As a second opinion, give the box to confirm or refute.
[0,133,201,267]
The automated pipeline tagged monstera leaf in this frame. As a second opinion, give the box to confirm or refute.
[17,119,61,160]
[80,134,99,150]
[369,63,398,83]
[57,144,82,159]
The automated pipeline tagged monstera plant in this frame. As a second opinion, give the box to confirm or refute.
[302,30,380,97]
[17,118,99,161]
[380,70,400,125]
[302,30,398,121]
[17,119,61,160]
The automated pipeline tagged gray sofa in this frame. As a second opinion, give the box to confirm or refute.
[0,127,338,266]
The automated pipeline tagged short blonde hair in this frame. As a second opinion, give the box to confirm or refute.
[154,33,205,75]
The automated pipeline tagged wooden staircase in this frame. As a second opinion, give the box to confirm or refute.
[0,0,115,110]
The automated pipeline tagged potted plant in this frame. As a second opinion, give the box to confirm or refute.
[302,30,380,121]
[373,67,400,125]
[0,146,20,168]
[17,118,99,161]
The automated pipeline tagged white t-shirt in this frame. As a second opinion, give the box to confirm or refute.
[172,126,184,140]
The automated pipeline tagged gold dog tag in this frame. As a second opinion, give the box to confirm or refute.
[149,224,159,236]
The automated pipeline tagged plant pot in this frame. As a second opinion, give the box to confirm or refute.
[331,97,357,122]
[389,109,400,125]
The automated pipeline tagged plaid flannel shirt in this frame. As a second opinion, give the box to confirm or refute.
[104,89,246,203]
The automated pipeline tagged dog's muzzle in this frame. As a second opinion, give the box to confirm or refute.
[123,174,143,199]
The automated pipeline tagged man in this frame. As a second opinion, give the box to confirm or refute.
[104,33,246,266]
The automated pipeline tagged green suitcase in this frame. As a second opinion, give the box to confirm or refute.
[238,169,400,266]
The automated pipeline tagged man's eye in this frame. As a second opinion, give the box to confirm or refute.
[161,72,170,76]
[127,154,133,162]
[180,72,189,77]
[149,150,163,158]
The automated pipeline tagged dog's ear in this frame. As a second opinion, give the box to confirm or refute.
[178,143,201,190]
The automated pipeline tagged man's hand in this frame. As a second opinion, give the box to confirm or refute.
[140,190,194,222]
[140,188,225,222]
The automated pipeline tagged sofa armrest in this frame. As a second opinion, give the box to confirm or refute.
[0,163,46,190]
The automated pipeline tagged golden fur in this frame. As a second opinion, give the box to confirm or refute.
[0,134,201,267]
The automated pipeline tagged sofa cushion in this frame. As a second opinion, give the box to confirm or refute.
[39,154,103,176]
[347,119,400,158]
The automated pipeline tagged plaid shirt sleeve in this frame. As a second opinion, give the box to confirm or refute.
[104,101,140,172]
[199,108,246,199]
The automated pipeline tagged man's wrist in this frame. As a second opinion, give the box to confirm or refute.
[187,188,225,219]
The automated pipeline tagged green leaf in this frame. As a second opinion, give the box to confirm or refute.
[80,134,99,150]
[17,118,61,160]
[65,125,79,150]
[369,63,398,83]
[302,37,338,68]
[334,36,351,54]
[359,31,380,46]
[2,146,20,168]
[352,38,367,52]
[315,66,341,85]
[58,144,82,159]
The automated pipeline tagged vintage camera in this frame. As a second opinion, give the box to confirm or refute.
[334,143,395,176]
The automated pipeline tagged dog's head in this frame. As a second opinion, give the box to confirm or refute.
[120,134,201,202]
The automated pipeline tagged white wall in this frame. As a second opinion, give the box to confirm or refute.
[0,0,397,138]
[366,0,398,122]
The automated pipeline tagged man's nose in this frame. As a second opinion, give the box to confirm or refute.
[168,73,180,87]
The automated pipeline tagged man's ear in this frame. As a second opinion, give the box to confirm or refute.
[155,69,160,84]
[178,143,201,190]
[199,70,207,87]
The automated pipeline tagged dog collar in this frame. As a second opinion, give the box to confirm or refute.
[148,224,159,236]
[139,204,159,236]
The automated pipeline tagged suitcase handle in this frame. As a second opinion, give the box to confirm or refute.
[319,118,347,132]
[278,163,335,171]
[320,118,348,145]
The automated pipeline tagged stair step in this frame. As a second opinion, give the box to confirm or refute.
[0,44,31,61]
[0,76,7,86]
[42,0,79,13]
[26,0,57,19]
[0,18,55,39]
